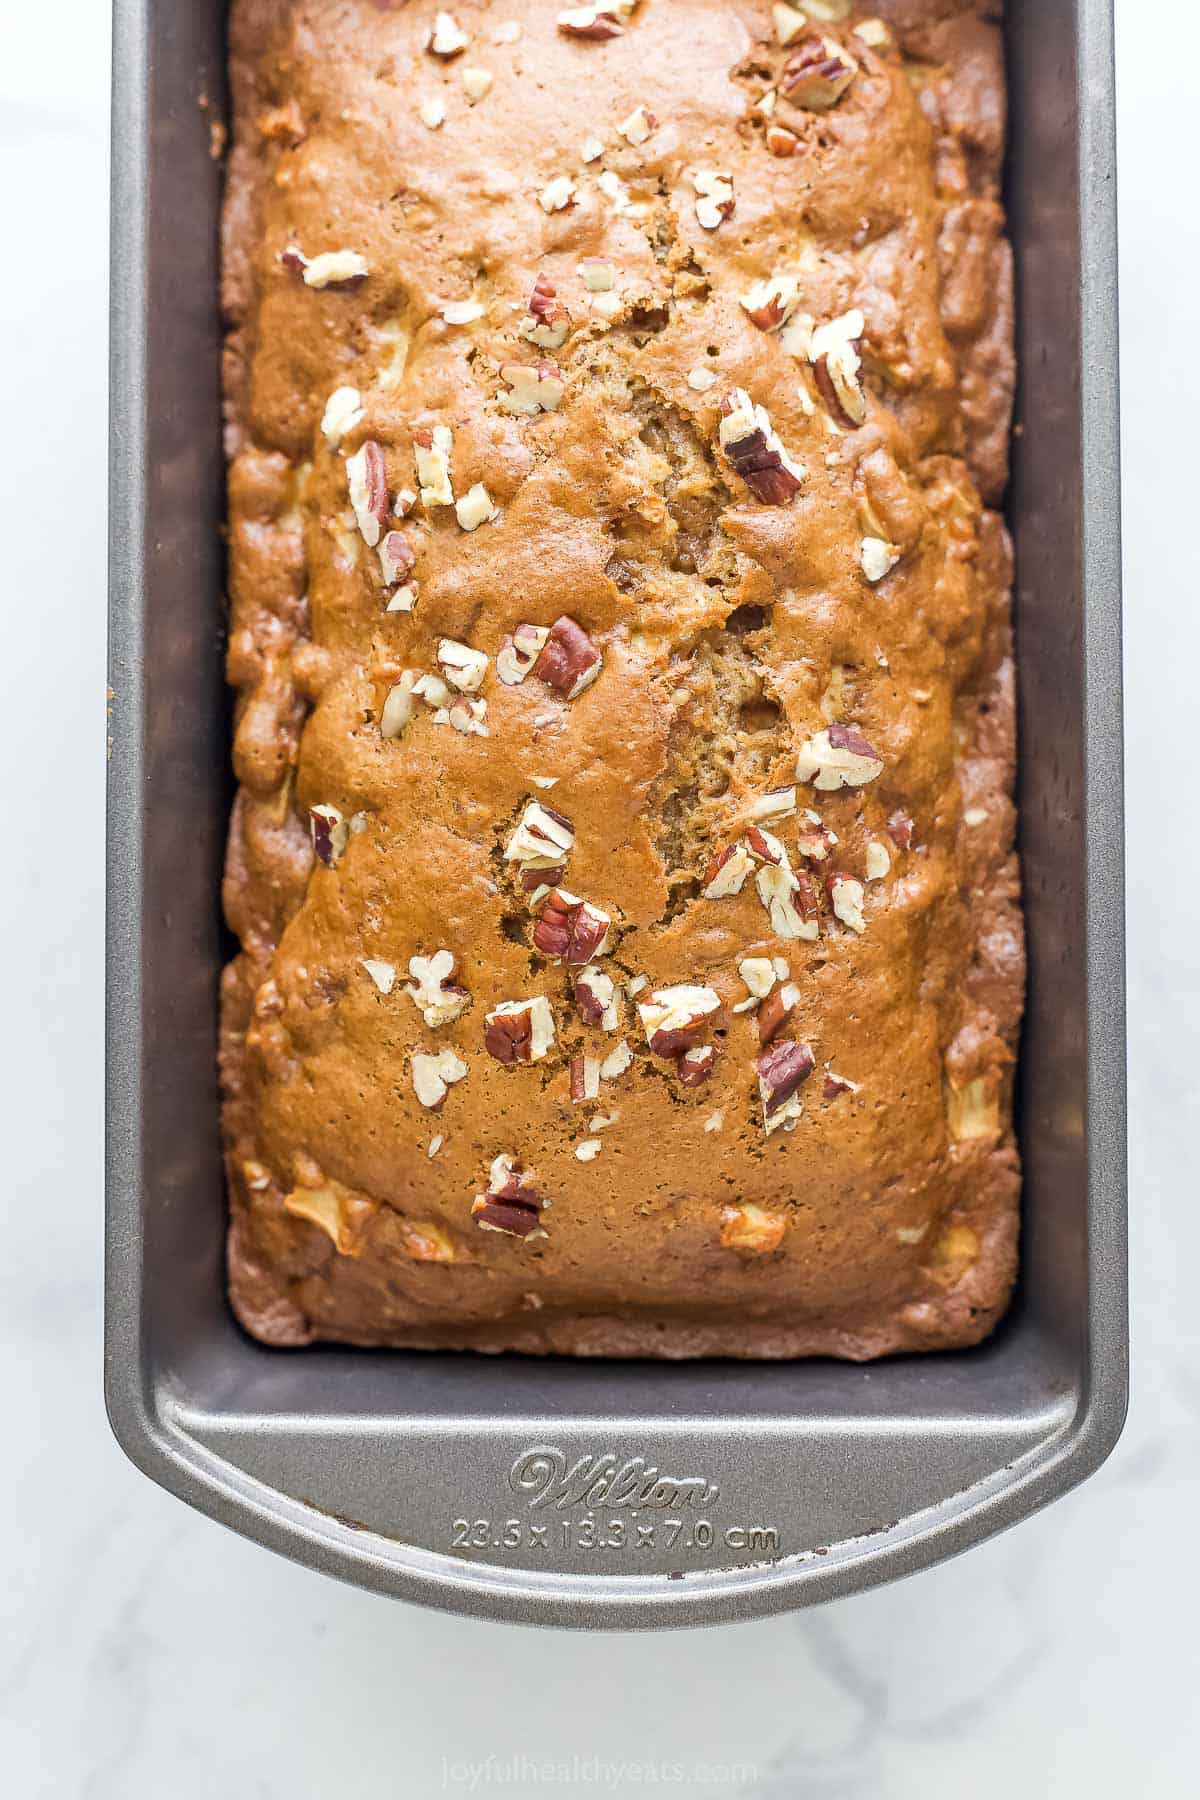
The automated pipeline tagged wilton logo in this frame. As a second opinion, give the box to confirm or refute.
[508,1446,720,1511]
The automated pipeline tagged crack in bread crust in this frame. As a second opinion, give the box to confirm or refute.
[221,0,1022,1358]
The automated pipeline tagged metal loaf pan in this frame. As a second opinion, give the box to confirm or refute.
[105,0,1127,1628]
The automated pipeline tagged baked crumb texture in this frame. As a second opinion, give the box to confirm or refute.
[221,0,1022,1356]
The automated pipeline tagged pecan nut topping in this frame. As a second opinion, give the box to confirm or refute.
[796,722,884,790]
[483,996,556,1064]
[405,949,470,1028]
[703,841,755,899]
[781,34,859,113]
[757,981,801,1046]
[497,623,551,685]
[638,984,722,1057]
[471,1154,547,1237]
[757,1039,815,1132]
[557,5,626,40]
[569,1052,602,1103]
[533,616,603,699]
[309,804,348,867]
[823,1070,858,1101]
[678,1044,717,1086]
[809,309,867,428]
[574,963,618,1027]
[521,272,573,349]
[504,801,576,873]
[346,440,389,547]
[718,389,805,505]
[379,530,415,587]
[533,889,612,963]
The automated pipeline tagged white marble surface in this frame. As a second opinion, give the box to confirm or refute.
[1,3,1195,1794]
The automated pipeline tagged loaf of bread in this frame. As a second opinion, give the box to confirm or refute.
[221,0,1022,1356]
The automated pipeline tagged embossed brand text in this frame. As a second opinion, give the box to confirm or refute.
[508,1446,720,1511]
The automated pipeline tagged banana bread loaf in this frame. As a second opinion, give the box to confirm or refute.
[220,0,1022,1356]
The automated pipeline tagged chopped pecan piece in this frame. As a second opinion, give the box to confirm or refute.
[765,123,800,157]
[304,251,367,290]
[521,273,572,349]
[718,388,805,504]
[796,811,839,861]
[309,804,348,867]
[617,105,657,145]
[733,956,781,1014]
[599,1037,633,1079]
[796,723,884,790]
[747,832,819,942]
[414,424,454,507]
[521,866,564,902]
[580,256,616,291]
[461,66,492,103]
[745,786,798,824]
[575,964,618,1028]
[433,696,489,737]
[380,669,419,740]
[691,169,735,231]
[781,34,859,112]
[809,309,867,427]
[441,297,485,325]
[379,530,415,587]
[483,996,556,1064]
[745,825,785,866]
[410,1048,468,1112]
[426,10,469,56]
[504,801,575,877]
[703,842,755,899]
[455,482,497,531]
[471,1154,546,1238]
[865,840,891,881]
[737,956,778,1005]
[757,1039,815,1132]
[321,385,363,447]
[283,1180,372,1255]
[772,3,808,48]
[284,247,369,289]
[678,1044,717,1086]
[360,958,396,995]
[887,810,915,851]
[533,889,612,963]
[759,863,819,942]
[539,175,577,213]
[853,17,893,50]
[406,949,470,1028]
[346,441,389,547]
[499,360,565,416]
[638,984,721,1057]
[534,616,603,699]
[860,536,900,583]
[496,623,550,685]
[828,872,867,934]
[569,1053,602,1103]
[436,638,489,693]
[757,981,801,1046]
[823,1070,859,1101]
[557,5,625,39]
[739,274,801,333]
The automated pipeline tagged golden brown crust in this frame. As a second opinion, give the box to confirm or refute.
[221,0,1022,1357]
